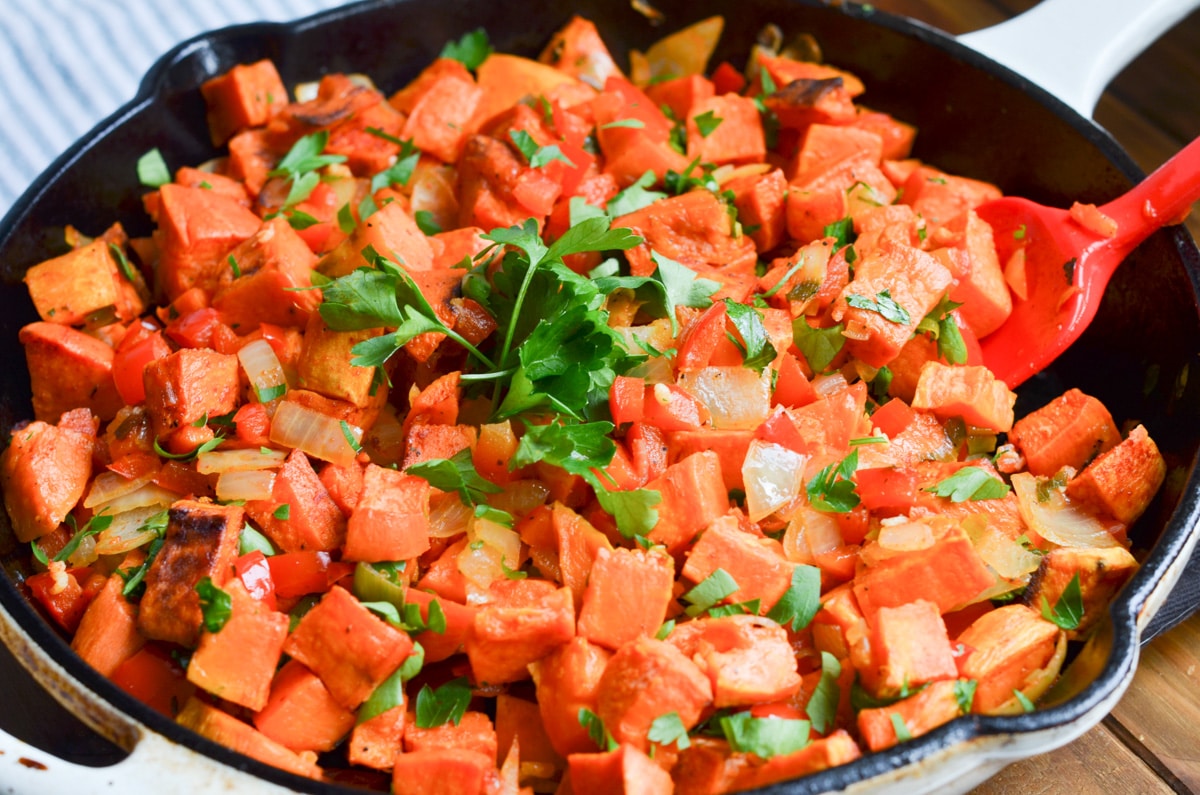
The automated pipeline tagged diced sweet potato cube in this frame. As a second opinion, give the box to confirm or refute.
[933,210,1012,338]
[392,748,495,795]
[728,168,788,253]
[186,580,289,711]
[957,604,1061,713]
[615,190,757,276]
[284,585,415,709]
[406,710,498,764]
[349,704,406,771]
[1066,424,1165,525]
[853,523,994,619]
[686,94,766,166]
[246,449,347,553]
[860,599,958,699]
[142,348,240,439]
[666,615,802,707]
[71,573,145,677]
[465,579,576,685]
[24,240,139,325]
[911,361,1016,434]
[1009,388,1122,477]
[856,679,963,751]
[403,588,477,663]
[1025,546,1138,638]
[568,744,674,795]
[200,59,286,145]
[645,451,729,554]
[176,696,322,779]
[900,165,1002,226]
[530,637,613,757]
[733,729,863,790]
[495,694,562,780]
[402,424,478,470]
[577,546,674,650]
[834,242,952,369]
[790,123,884,184]
[0,408,95,543]
[296,311,382,407]
[137,501,245,647]
[254,659,357,752]
[596,637,713,751]
[319,200,434,277]
[683,514,795,612]
[472,53,580,131]
[401,73,483,164]
[212,215,321,330]
[344,465,431,562]
[19,322,123,422]
[156,183,263,302]
[539,16,624,86]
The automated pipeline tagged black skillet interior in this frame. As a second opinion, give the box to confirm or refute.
[1,0,1198,792]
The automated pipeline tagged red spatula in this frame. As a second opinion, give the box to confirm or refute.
[977,134,1200,388]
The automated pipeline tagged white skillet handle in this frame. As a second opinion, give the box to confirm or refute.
[957,0,1199,118]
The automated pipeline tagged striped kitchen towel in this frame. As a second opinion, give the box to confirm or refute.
[0,0,348,214]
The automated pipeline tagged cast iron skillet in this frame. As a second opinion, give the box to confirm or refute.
[1,0,1198,792]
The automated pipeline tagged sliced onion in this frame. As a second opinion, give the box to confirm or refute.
[743,439,809,521]
[95,505,165,556]
[678,367,770,430]
[91,482,176,516]
[196,447,287,474]
[472,517,522,566]
[270,401,362,467]
[877,517,935,552]
[84,470,156,509]
[458,516,523,599]
[238,339,289,404]
[66,534,98,568]
[1011,472,1121,549]
[491,480,551,519]
[988,633,1068,716]
[782,506,843,564]
[216,470,277,503]
[963,513,1042,580]
[811,372,849,398]
[429,492,474,539]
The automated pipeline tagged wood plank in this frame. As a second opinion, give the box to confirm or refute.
[971,721,1174,795]
[1108,612,1200,791]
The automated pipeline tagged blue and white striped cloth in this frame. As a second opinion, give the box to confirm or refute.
[0,0,351,215]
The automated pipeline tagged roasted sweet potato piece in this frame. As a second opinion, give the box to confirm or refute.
[187,579,289,711]
[0,408,96,542]
[577,546,674,650]
[391,748,496,795]
[530,637,612,757]
[155,183,263,302]
[728,168,788,254]
[349,703,406,771]
[733,730,863,790]
[856,679,963,751]
[568,743,674,795]
[911,361,1016,434]
[245,449,347,553]
[142,348,240,440]
[465,578,576,685]
[176,697,322,779]
[666,615,802,707]
[200,59,287,145]
[296,312,382,408]
[931,209,1012,338]
[596,636,713,750]
[284,585,414,710]
[615,190,757,276]
[1025,546,1138,638]
[686,94,766,166]
[859,599,958,700]
[682,514,794,612]
[1009,388,1122,477]
[344,465,431,561]
[71,572,145,677]
[137,500,245,647]
[406,710,498,764]
[644,451,729,554]
[957,604,1062,714]
[255,659,357,752]
[401,71,483,164]
[900,165,1002,226]
[539,16,624,86]
[318,200,434,277]
[24,239,143,325]
[212,215,321,330]
[1066,424,1165,525]
[19,322,122,422]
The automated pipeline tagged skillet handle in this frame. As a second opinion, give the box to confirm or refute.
[957,0,1199,117]
[0,725,294,795]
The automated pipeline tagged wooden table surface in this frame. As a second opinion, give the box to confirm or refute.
[869,1,1200,793]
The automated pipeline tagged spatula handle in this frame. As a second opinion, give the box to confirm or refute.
[1101,134,1200,254]
[958,0,1199,117]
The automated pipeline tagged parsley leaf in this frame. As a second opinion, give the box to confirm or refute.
[806,450,860,513]
[439,28,492,71]
[693,110,723,138]
[272,504,290,520]
[846,291,911,325]
[806,651,842,734]
[648,712,691,750]
[600,118,646,130]
[406,448,502,507]
[823,217,856,253]
[1041,572,1084,631]
[578,708,618,751]
[720,712,811,759]
[415,677,472,728]
[724,299,778,373]
[512,419,616,476]
[591,482,661,539]
[269,131,346,183]
[195,577,232,633]
[766,564,821,631]
[924,467,1010,502]
[239,524,276,556]
[606,170,667,217]
[792,318,845,373]
[592,251,718,334]
[414,210,442,236]
[508,129,574,169]
[683,568,739,617]
[889,713,913,742]
[53,513,113,563]
[1013,689,1036,713]
[954,679,977,714]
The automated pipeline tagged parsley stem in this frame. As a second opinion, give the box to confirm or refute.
[442,328,495,370]
[459,367,517,382]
